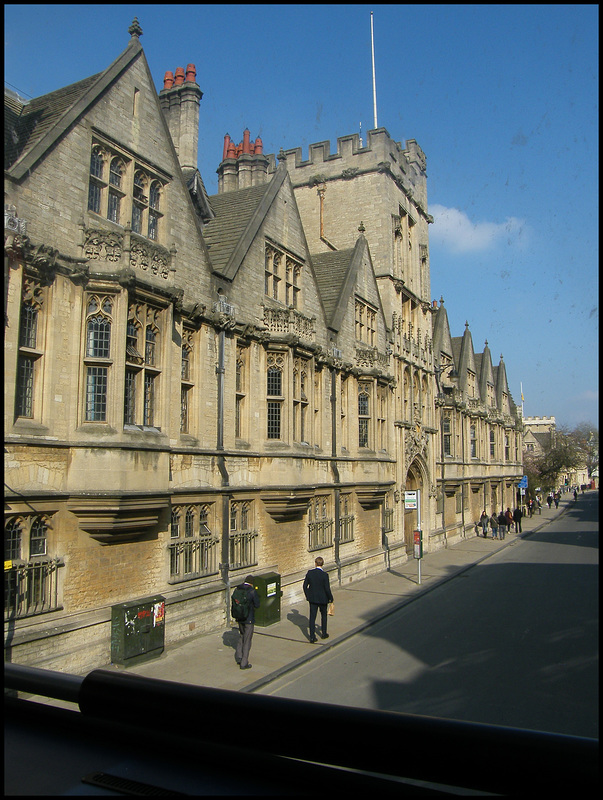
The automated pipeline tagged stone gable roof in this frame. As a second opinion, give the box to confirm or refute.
[204,183,272,274]
[5,35,144,181]
[311,248,355,329]
[204,164,288,280]
[5,74,101,171]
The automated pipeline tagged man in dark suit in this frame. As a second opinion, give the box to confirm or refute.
[303,556,334,643]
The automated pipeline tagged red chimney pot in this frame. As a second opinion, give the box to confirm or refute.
[242,129,251,155]
[185,64,197,83]
[174,67,185,86]
[163,71,174,90]
[254,137,263,155]
[223,134,231,161]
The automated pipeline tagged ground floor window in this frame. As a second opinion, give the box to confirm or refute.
[169,504,219,581]
[4,514,62,620]
[338,493,355,543]
[308,496,333,551]
[229,500,257,569]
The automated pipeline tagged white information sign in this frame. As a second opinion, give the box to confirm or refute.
[404,491,418,509]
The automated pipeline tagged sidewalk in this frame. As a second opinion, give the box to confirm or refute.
[111,497,573,695]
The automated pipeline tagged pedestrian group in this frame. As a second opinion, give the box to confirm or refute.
[231,555,334,670]
[233,490,571,669]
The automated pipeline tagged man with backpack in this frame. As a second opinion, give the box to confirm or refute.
[231,575,260,670]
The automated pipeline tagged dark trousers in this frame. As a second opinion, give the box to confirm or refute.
[235,621,254,667]
[309,603,327,640]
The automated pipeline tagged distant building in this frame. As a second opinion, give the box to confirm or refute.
[522,416,590,488]
[4,20,522,673]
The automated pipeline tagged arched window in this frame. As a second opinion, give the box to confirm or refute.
[29,517,48,557]
[145,326,157,366]
[5,518,23,561]
[86,315,111,358]
[266,354,284,440]
[19,302,38,348]
[109,157,123,188]
[358,383,370,448]
[90,147,104,179]
[185,508,195,538]
[149,181,161,210]
[170,508,180,538]
[84,296,113,422]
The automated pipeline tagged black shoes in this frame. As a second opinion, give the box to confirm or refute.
[240,663,252,670]
[321,633,329,639]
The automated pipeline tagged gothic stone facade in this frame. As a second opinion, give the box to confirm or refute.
[4,25,523,673]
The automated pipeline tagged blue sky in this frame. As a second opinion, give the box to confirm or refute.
[5,4,598,429]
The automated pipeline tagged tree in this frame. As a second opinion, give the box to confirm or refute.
[523,424,592,494]
[568,423,599,477]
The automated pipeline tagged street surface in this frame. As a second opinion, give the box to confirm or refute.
[260,493,598,739]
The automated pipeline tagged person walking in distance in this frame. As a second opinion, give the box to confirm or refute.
[231,575,260,670]
[498,510,507,540]
[513,505,523,533]
[303,556,334,643]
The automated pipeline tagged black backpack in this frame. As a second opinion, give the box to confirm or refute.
[231,585,251,621]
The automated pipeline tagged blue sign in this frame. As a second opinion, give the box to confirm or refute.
[518,475,528,489]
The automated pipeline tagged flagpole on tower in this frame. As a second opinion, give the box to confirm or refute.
[371,11,378,129]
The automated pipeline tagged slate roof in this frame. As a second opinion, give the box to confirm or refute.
[204,183,272,275]
[5,74,101,171]
[311,248,355,328]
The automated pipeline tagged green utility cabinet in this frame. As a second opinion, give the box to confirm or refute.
[111,595,165,665]
[252,572,281,627]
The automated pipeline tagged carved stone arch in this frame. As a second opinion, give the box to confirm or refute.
[403,454,429,551]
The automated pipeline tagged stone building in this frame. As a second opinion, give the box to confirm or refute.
[4,21,522,673]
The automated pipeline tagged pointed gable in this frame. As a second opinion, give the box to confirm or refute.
[204,164,287,280]
[432,300,454,374]
[6,21,216,304]
[456,322,478,397]
[494,355,515,414]
[311,247,356,332]
[5,74,101,171]
[312,235,386,353]
[6,34,145,181]
[477,341,496,408]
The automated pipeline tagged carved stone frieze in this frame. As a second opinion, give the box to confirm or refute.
[82,228,172,280]
[404,421,429,469]
[83,228,123,263]
[129,238,171,280]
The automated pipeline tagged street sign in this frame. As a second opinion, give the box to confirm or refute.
[518,475,528,489]
[404,490,418,509]
[413,529,423,559]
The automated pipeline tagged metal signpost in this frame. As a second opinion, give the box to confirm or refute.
[405,490,422,584]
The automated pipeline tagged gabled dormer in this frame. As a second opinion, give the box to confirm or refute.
[5,17,214,302]
[455,322,478,400]
[203,161,327,346]
[431,298,455,389]
[311,232,388,366]
[477,340,496,409]
[494,354,512,414]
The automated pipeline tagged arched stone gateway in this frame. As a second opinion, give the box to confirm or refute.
[403,456,429,553]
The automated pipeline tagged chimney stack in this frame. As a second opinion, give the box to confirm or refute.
[159,62,203,172]
[217,129,271,193]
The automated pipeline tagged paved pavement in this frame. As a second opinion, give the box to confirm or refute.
[109,495,577,695]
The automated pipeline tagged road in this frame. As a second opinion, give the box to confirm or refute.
[260,492,598,739]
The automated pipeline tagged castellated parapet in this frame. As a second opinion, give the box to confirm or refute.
[276,127,431,307]
[278,128,428,216]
